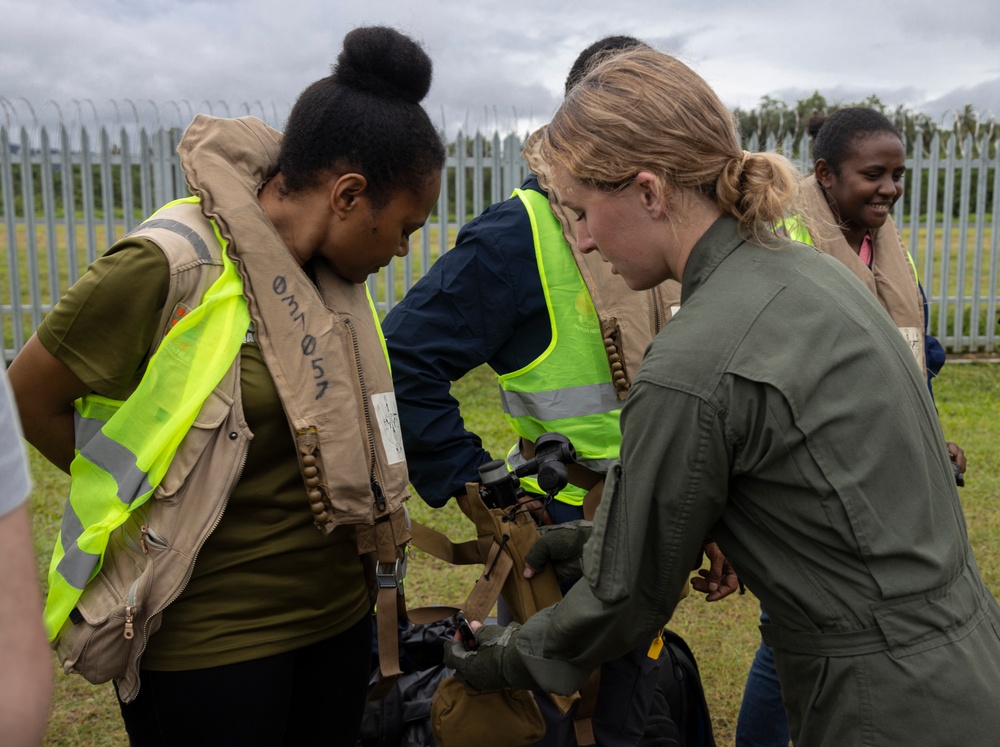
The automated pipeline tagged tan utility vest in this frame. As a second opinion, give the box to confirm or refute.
[55,115,412,702]
[796,175,926,376]
[56,201,256,702]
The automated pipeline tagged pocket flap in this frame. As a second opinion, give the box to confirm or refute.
[583,462,631,604]
[873,561,987,658]
[191,385,232,429]
[156,387,233,498]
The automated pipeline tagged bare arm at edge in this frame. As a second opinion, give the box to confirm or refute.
[0,503,54,746]
[8,334,90,474]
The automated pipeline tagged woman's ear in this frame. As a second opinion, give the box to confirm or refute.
[330,173,368,218]
[814,159,834,190]
[635,171,668,218]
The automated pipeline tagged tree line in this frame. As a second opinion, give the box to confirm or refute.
[733,92,998,157]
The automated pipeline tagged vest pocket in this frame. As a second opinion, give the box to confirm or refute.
[56,518,166,685]
[156,386,233,500]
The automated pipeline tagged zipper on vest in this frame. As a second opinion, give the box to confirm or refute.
[371,477,385,512]
[121,523,170,638]
[139,524,167,555]
[122,523,167,640]
[123,597,136,640]
[650,289,663,333]
[343,318,386,512]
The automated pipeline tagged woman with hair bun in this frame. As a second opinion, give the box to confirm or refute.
[443,48,1000,747]
[9,25,443,746]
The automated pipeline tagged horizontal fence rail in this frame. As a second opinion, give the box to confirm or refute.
[2,112,997,360]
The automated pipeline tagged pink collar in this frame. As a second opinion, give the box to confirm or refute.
[859,232,873,268]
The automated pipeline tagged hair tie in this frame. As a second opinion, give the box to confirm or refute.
[739,150,751,170]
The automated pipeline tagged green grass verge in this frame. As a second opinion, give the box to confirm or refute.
[29,362,1000,745]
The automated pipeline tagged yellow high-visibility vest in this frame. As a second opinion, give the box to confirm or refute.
[497,188,621,504]
[44,198,249,639]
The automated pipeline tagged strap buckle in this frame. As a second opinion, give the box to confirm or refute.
[376,555,407,593]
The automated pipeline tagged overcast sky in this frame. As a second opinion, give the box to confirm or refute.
[2,0,999,135]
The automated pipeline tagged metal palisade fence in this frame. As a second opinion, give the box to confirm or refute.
[1,111,998,361]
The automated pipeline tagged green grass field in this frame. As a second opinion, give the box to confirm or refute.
[27,360,1000,746]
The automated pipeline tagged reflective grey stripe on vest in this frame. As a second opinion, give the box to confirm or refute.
[507,445,616,476]
[499,381,621,421]
[57,211,213,593]
[55,497,99,590]
[57,410,155,589]
[74,411,154,504]
[126,218,216,264]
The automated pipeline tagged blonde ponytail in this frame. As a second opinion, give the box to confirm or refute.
[717,151,801,244]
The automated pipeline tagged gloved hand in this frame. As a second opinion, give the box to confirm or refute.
[442,622,538,692]
[523,520,593,583]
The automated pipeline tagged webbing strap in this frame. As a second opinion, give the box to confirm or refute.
[404,521,512,627]
[572,669,601,746]
[409,519,482,565]
[407,488,599,720]
[365,510,413,701]
[463,540,514,623]
[370,591,402,702]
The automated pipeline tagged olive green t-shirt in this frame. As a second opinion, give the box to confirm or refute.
[38,239,370,670]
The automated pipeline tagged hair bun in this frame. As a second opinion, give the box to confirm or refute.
[333,26,432,104]
[807,112,827,139]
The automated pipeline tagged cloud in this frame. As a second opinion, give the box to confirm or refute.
[1,0,998,137]
[922,77,1000,123]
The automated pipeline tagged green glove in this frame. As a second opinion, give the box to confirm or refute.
[525,520,593,583]
[443,623,538,692]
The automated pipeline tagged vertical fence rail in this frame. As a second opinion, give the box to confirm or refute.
[954,135,972,348]
[39,128,58,313]
[924,135,942,335]
[138,128,153,220]
[80,127,97,266]
[60,125,80,287]
[990,153,1000,352]
[938,137,956,344]
[1,117,997,360]
[1,126,20,352]
[121,128,135,234]
[18,126,42,334]
[98,129,114,252]
[907,134,925,271]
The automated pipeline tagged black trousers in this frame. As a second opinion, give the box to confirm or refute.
[118,613,373,747]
